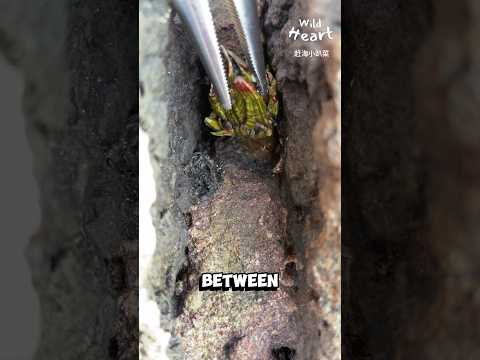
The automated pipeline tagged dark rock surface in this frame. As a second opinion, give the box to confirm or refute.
[1,1,138,359]
[143,0,340,359]
[265,1,341,359]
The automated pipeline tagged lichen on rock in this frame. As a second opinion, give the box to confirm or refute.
[173,140,299,359]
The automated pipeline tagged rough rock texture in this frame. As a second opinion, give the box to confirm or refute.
[143,0,340,359]
[1,1,138,359]
[265,1,341,359]
[174,141,298,360]
[139,0,206,357]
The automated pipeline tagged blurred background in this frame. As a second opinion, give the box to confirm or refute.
[0,0,479,359]
[0,55,40,359]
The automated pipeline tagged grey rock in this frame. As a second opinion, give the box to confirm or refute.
[1,1,138,359]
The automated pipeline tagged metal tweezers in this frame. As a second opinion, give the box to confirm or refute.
[171,0,267,110]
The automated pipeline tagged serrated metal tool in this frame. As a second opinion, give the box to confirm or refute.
[170,0,267,110]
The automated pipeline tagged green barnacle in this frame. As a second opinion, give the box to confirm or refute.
[204,48,278,151]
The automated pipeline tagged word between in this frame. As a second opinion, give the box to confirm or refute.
[199,272,279,291]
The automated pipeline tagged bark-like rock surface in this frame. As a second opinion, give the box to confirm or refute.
[265,1,341,359]
[174,141,298,360]
[140,0,206,357]
[142,0,340,359]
